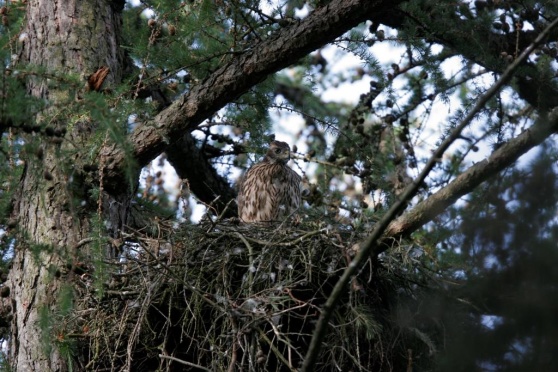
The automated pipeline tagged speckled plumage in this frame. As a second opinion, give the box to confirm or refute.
[237,141,302,223]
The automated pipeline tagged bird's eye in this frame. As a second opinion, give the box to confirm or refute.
[274,148,282,154]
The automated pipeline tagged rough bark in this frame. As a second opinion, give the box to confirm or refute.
[8,1,126,370]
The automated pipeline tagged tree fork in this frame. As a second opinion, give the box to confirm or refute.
[100,0,404,191]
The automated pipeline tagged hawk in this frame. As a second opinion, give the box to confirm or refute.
[237,140,302,223]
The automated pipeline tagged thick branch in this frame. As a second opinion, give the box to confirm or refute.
[101,0,402,191]
[166,133,236,216]
[383,110,558,242]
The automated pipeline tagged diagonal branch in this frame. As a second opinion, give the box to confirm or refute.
[100,0,402,191]
[383,109,558,242]
[166,132,237,217]
[300,17,558,371]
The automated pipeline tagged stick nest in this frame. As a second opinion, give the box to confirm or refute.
[65,219,437,371]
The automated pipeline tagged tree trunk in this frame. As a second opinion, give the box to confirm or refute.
[8,1,127,370]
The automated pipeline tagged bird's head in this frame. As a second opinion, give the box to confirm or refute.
[265,140,291,164]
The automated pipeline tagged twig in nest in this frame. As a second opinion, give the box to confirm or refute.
[159,354,211,371]
[232,228,328,247]
[257,328,297,372]
[235,232,255,295]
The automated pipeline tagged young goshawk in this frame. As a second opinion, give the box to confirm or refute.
[237,141,302,223]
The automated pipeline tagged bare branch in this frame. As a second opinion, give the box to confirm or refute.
[166,132,236,216]
[158,354,211,371]
[384,109,558,241]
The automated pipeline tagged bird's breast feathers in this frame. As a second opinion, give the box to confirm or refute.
[237,161,301,222]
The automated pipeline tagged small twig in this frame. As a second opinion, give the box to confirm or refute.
[258,328,297,372]
[73,237,95,250]
[235,232,255,294]
[217,198,236,221]
[104,290,140,296]
[227,327,239,372]
[231,228,327,247]
[159,354,211,371]
[126,273,161,370]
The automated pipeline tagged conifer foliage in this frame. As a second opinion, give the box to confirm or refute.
[0,0,557,371]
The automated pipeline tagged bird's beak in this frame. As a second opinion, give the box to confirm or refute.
[285,150,291,161]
